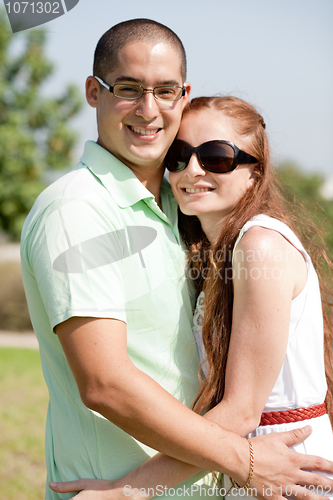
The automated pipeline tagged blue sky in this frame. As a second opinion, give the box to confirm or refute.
[4,0,333,176]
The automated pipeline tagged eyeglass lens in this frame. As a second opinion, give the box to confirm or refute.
[114,84,183,101]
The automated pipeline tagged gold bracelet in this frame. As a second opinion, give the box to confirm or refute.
[229,439,254,493]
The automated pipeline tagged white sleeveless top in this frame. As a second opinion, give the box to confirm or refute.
[193,215,333,484]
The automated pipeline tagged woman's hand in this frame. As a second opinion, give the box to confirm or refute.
[49,479,137,500]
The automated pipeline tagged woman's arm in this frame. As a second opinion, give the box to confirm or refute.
[208,225,305,435]
[117,226,306,492]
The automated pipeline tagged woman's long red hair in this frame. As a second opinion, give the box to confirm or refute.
[178,96,333,425]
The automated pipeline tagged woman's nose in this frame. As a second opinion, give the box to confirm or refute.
[184,153,206,177]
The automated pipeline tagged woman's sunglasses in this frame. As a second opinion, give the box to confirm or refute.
[165,139,259,174]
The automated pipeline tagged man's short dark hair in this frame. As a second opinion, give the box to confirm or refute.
[93,18,187,82]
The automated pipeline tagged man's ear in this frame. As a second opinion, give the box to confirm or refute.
[86,76,100,108]
[182,81,191,109]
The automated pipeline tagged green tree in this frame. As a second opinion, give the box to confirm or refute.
[276,162,333,259]
[276,163,333,334]
[0,10,82,240]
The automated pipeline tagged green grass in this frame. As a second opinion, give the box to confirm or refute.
[0,347,48,500]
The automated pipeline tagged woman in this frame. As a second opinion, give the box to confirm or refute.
[51,96,333,499]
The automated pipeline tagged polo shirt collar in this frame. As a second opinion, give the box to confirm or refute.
[80,141,155,209]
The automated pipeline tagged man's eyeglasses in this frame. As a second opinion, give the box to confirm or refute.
[95,76,186,102]
[166,139,259,174]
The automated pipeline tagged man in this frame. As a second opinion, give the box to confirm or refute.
[21,19,333,500]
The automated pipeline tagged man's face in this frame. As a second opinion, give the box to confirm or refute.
[86,41,190,175]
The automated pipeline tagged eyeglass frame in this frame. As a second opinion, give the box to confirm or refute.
[165,139,259,174]
[94,76,186,102]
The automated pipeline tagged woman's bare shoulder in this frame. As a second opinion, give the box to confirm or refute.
[234,225,303,267]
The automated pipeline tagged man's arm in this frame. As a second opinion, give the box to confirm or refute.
[55,316,333,500]
[56,316,249,479]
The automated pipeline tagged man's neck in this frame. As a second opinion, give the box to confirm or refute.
[96,139,165,208]
[131,165,165,209]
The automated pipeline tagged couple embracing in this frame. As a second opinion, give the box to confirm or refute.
[21,18,333,500]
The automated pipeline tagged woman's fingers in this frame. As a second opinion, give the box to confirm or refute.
[49,479,117,500]
[49,479,82,493]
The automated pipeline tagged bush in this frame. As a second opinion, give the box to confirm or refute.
[0,261,31,331]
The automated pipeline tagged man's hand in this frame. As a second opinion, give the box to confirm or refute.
[250,426,333,500]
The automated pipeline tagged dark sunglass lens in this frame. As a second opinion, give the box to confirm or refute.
[166,141,191,172]
[200,142,234,173]
[167,159,187,172]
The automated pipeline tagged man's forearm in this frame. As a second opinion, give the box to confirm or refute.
[111,397,260,499]
[57,317,249,484]
[57,317,333,500]
[86,360,248,484]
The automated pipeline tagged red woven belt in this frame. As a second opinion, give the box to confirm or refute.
[260,403,327,426]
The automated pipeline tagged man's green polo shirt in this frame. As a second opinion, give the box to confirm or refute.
[21,141,217,499]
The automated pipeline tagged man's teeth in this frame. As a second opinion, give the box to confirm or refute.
[131,127,158,135]
[185,188,211,193]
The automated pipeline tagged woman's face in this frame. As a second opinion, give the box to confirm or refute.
[168,109,256,239]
